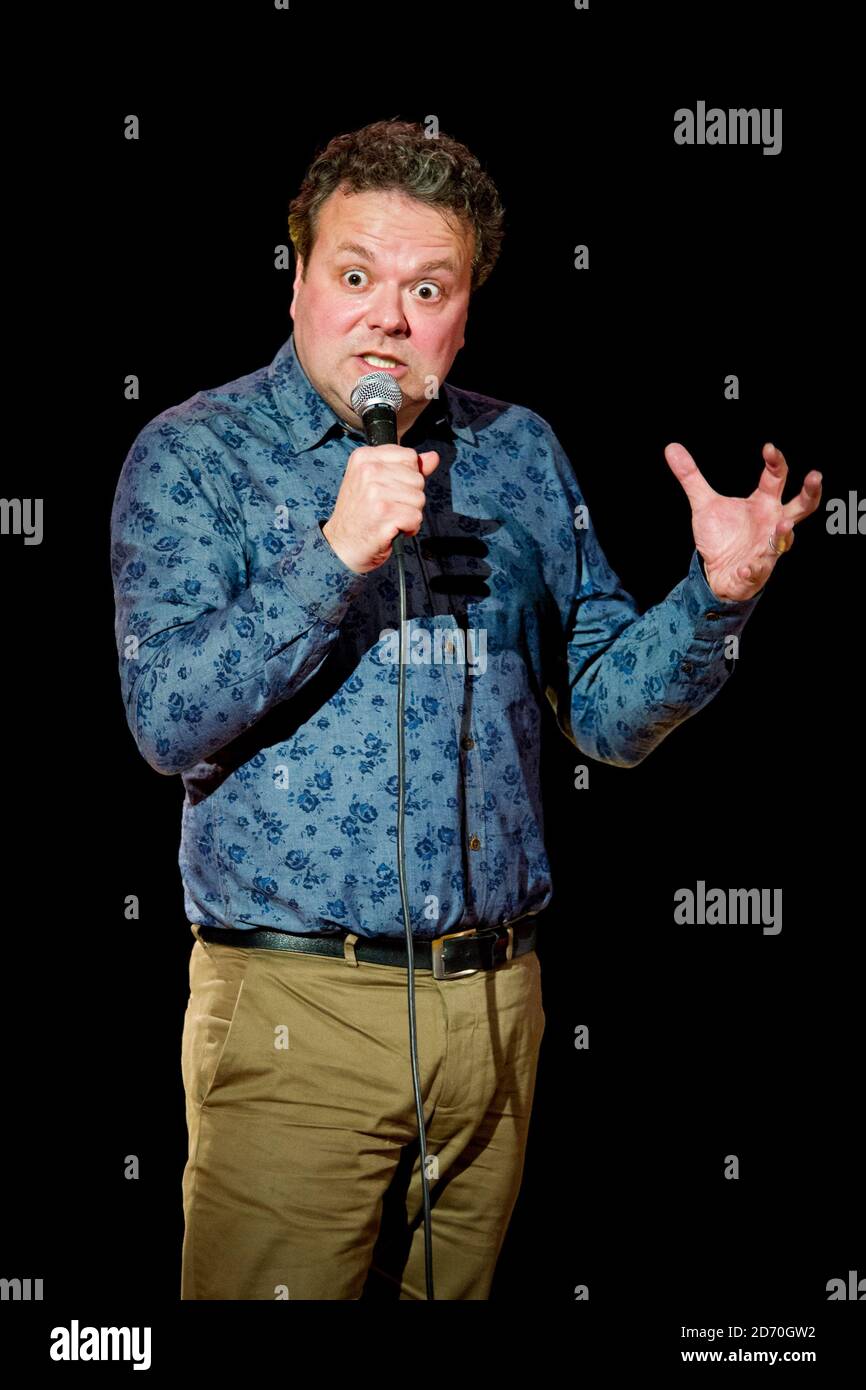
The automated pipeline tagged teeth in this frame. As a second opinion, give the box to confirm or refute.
[362,354,401,368]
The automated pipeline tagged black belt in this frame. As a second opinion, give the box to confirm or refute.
[196,918,538,981]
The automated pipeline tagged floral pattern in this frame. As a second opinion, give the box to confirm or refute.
[110,333,763,937]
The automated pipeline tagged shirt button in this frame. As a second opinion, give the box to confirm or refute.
[706,611,722,620]
[460,736,475,751]
[468,834,481,851]
[682,661,694,673]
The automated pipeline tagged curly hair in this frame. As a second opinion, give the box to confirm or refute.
[288,118,505,295]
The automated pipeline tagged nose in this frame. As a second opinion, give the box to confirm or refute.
[365,281,409,337]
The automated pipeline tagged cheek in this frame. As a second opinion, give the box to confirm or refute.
[418,319,456,354]
[328,303,367,338]
[423,328,461,370]
[300,284,349,331]
[304,308,356,360]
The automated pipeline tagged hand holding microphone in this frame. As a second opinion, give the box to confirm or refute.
[321,370,440,574]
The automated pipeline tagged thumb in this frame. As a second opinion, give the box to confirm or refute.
[418,450,440,477]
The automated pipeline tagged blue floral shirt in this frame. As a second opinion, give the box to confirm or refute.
[110,331,764,938]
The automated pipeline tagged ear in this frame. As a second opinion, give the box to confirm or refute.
[289,254,305,318]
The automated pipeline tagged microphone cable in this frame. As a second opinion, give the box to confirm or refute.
[393,529,436,1301]
[350,372,436,1300]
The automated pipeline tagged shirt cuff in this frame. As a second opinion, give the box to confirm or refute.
[645,549,764,712]
[279,517,371,625]
[695,549,765,612]
[666,547,763,680]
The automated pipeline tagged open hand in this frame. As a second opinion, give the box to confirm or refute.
[664,441,822,601]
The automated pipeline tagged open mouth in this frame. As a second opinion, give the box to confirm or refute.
[355,353,407,375]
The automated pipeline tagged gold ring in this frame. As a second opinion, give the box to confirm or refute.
[769,530,789,555]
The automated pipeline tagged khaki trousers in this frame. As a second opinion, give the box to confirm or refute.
[180,923,546,1300]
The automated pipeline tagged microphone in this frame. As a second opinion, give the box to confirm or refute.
[350,370,407,557]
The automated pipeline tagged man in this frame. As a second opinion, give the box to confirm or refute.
[110,120,821,1301]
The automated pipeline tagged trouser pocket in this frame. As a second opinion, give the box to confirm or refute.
[182,941,257,1111]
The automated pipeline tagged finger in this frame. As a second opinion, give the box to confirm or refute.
[664,442,717,508]
[379,463,425,490]
[770,519,795,555]
[757,441,788,502]
[737,560,773,591]
[375,482,427,510]
[353,445,429,474]
[782,470,823,524]
[738,561,770,584]
[391,507,425,537]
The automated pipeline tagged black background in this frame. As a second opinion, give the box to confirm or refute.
[3,1,862,1371]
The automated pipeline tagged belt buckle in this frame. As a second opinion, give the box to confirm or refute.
[431,926,514,980]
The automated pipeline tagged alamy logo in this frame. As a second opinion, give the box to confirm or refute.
[674,102,782,156]
[674,881,782,935]
[49,1320,152,1371]
[1,1276,43,1299]
[377,623,487,676]
[826,1269,865,1300]
[0,497,43,544]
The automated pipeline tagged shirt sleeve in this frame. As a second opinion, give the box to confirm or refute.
[110,416,370,775]
[539,423,765,767]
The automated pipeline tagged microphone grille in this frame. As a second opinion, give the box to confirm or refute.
[350,370,404,417]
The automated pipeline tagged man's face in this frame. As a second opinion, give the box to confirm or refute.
[289,186,473,439]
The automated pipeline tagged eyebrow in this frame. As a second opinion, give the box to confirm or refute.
[332,241,459,276]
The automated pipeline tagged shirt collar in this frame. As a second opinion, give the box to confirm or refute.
[267,330,478,453]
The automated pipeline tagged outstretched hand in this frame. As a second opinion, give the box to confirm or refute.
[664,442,823,601]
